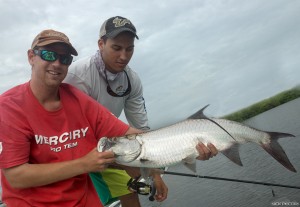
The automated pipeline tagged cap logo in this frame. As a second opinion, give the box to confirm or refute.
[112,17,131,27]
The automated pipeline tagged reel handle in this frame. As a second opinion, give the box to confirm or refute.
[148,180,156,201]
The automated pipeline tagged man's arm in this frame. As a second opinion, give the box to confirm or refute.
[3,125,139,189]
[2,148,115,189]
[125,127,143,135]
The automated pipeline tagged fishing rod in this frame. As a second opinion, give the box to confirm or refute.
[162,171,300,190]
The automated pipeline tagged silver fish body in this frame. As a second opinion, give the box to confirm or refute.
[99,110,296,172]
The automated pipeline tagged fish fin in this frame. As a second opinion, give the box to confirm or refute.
[267,131,295,139]
[183,162,197,173]
[188,104,210,119]
[221,144,243,166]
[188,105,237,141]
[261,132,296,172]
[182,157,197,173]
[207,119,237,141]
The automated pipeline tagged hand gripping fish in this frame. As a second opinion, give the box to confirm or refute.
[98,105,297,173]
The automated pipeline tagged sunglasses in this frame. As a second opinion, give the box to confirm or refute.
[33,49,73,65]
[104,69,131,97]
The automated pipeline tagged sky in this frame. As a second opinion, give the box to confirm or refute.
[0,0,299,129]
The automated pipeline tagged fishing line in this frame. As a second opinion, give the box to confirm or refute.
[162,171,300,190]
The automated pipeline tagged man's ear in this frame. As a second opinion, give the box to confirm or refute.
[28,49,35,66]
[98,39,104,50]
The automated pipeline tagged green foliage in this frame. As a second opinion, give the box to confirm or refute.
[222,86,300,122]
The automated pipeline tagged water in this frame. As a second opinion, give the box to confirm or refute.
[139,98,300,207]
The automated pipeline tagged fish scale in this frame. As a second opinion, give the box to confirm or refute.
[136,119,238,168]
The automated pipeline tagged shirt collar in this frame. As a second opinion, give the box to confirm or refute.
[93,50,120,81]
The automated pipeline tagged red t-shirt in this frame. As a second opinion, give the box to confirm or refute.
[0,82,129,207]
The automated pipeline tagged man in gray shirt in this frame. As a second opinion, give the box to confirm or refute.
[65,17,148,131]
[64,16,166,207]
[65,16,218,207]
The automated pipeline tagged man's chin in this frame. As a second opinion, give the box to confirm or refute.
[109,67,125,74]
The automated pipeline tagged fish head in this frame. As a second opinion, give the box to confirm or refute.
[98,136,141,163]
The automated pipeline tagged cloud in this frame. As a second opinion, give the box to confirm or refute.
[1,0,300,129]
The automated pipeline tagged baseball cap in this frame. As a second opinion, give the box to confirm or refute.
[99,16,139,40]
[31,29,78,56]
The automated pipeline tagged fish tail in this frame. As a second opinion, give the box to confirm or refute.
[261,132,296,172]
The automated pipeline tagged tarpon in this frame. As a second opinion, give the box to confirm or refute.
[98,105,297,172]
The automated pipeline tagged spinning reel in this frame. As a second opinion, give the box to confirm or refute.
[127,176,156,201]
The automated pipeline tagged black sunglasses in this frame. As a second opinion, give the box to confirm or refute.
[33,49,73,65]
[104,69,131,97]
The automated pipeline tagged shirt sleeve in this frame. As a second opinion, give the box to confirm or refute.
[64,62,92,96]
[94,103,130,139]
[0,121,30,169]
[124,70,150,130]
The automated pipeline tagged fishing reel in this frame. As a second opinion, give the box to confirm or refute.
[127,176,152,195]
[127,176,156,201]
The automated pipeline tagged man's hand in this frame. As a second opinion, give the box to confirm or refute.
[196,142,218,160]
[80,147,116,172]
[152,173,168,202]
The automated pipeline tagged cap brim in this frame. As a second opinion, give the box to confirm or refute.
[36,40,78,56]
[106,28,139,40]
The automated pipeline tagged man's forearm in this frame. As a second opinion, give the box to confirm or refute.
[3,159,87,189]
[3,148,115,189]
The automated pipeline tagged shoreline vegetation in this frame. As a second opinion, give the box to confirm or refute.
[222,85,300,122]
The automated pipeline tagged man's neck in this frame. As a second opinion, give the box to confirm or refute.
[30,81,61,111]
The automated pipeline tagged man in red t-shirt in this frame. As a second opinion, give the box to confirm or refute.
[0,29,218,207]
[0,29,144,207]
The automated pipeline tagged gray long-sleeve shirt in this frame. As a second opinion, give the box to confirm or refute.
[64,55,149,130]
